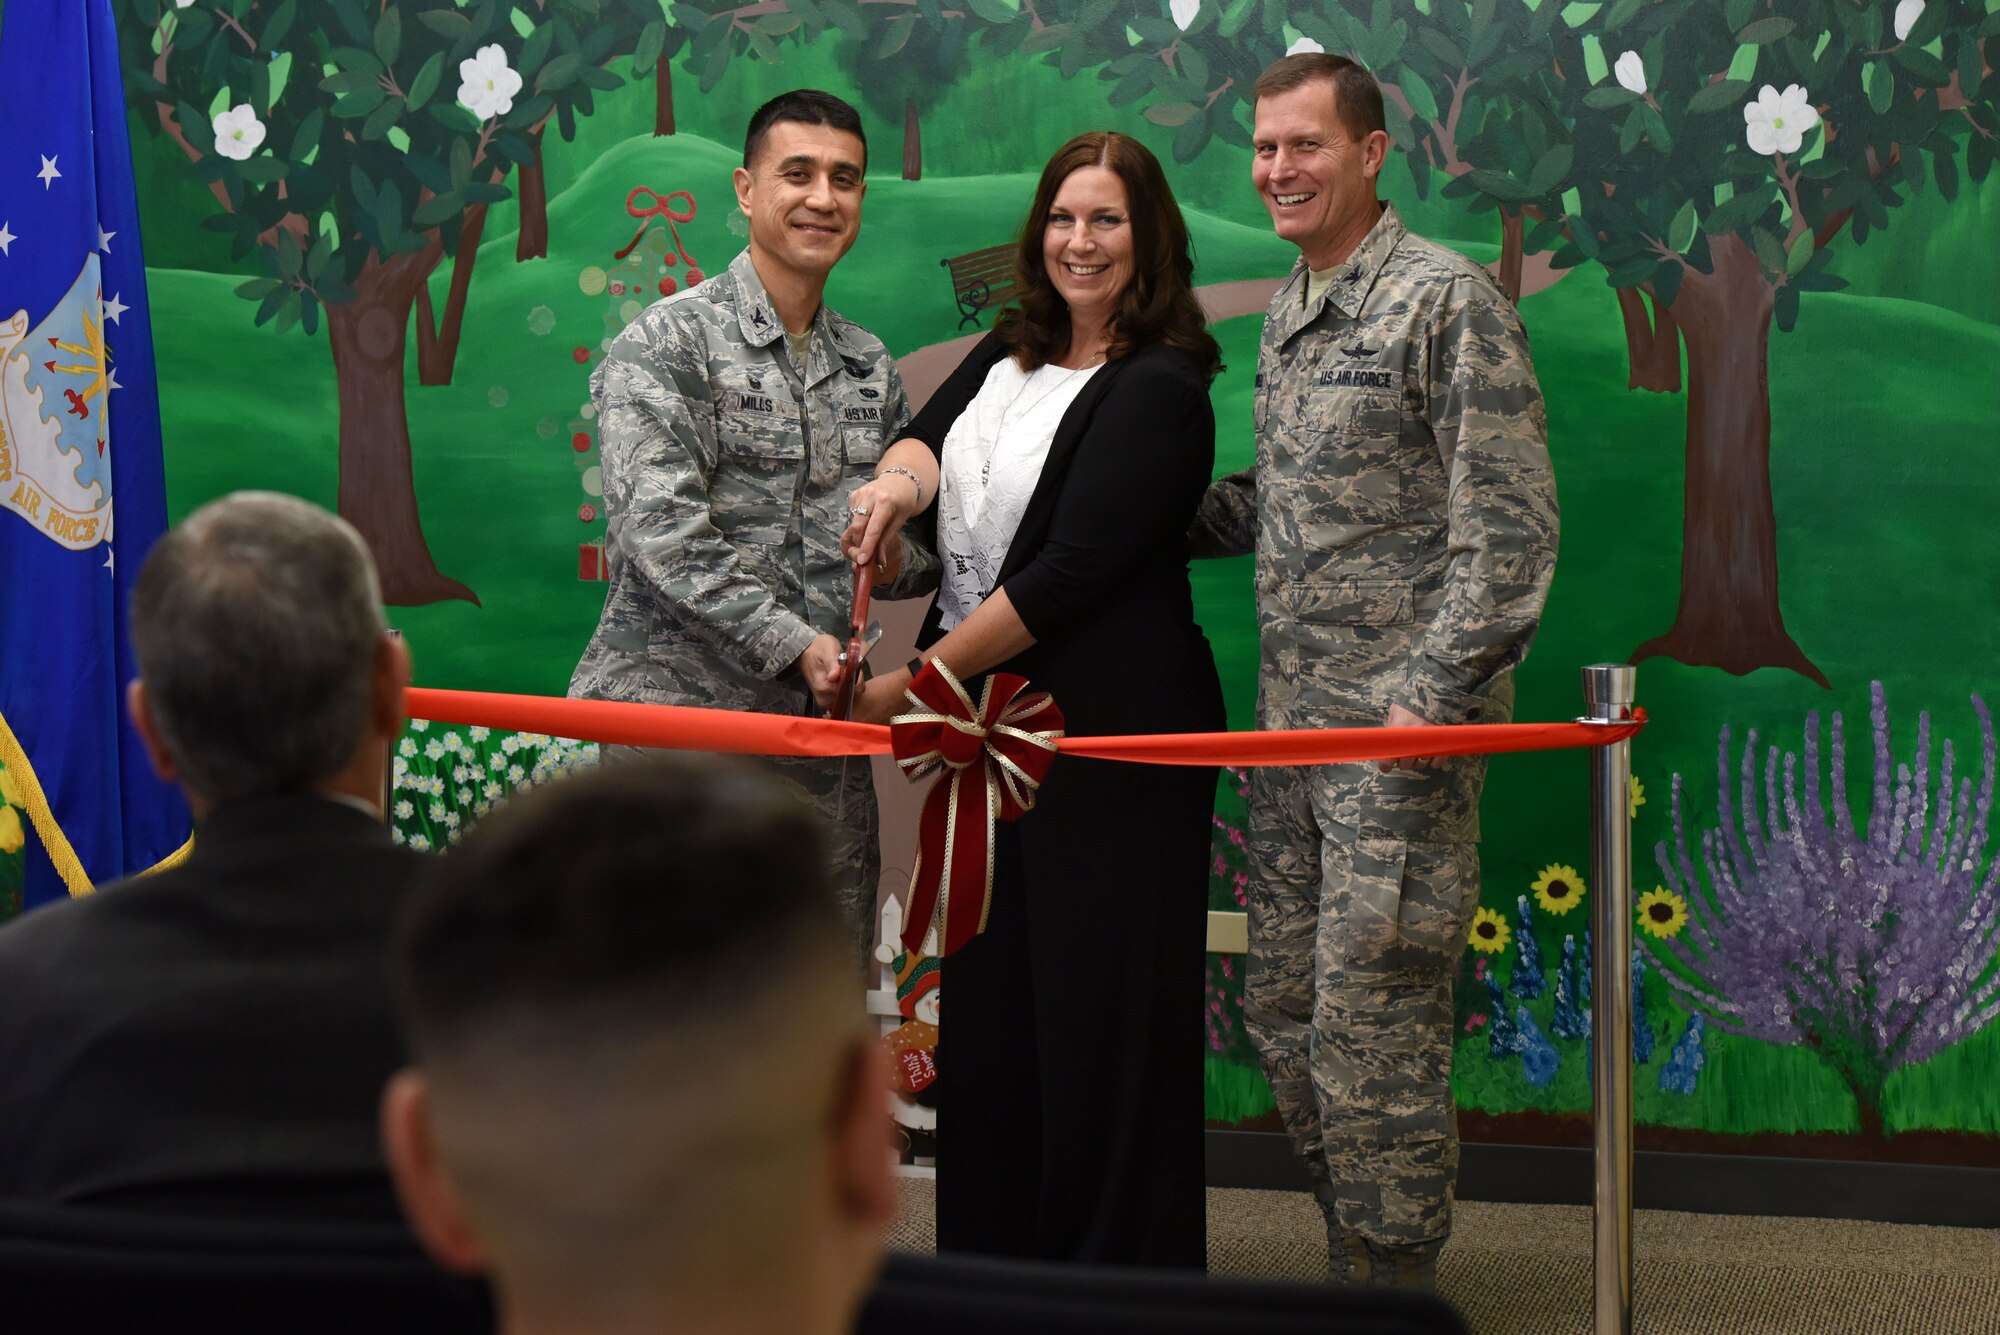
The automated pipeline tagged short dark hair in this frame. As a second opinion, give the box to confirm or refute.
[1254,52,1387,140]
[129,492,384,806]
[390,755,842,1059]
[996,131,1222,384]
[743,89,867,174]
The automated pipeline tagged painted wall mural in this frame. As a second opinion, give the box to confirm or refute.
[0,0,1994,1163]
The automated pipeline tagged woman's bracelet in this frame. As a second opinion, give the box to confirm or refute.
[877,465,924,508]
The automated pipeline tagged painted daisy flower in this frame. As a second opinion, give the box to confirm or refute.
[424,740,446,761]
[394,799,414,820]
[409,833,432,852]
[1638,886,1689,938]
[457,44,522,121]
[1744,84,1819,156]
[398,738,417,758]
[1532,863,1586,915]
[470,726,491,742]
[211,104,267,161]
[1468,906,1512,953]
[1629,775,1646,820]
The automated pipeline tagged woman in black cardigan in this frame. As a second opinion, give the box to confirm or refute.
[842,131,1225,1268]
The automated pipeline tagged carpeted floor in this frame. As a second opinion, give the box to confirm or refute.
[888,1177,2000,1334]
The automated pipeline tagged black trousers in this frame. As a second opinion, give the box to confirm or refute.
[935,754,1216,1269]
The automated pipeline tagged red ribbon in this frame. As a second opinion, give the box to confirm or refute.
[890,661,1064,957]
[613,186,697,262]
[402,687,1645,767]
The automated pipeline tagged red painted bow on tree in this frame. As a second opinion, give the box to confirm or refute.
[614,186,698,264]
[891,661,1064,957]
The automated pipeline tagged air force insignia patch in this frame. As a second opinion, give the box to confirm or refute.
[1,255,113,551]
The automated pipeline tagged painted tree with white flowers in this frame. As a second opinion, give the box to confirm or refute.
[1039,0,1997,687]
[116,0,643,604]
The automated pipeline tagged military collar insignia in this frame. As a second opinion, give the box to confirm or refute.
[726,249,786,349]
[1323,204,1407,319]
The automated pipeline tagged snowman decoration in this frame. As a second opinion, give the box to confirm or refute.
[876,897,940,1165]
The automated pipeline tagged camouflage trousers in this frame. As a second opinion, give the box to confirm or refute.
[601,745,878,978]
[1242,759,1484,1248]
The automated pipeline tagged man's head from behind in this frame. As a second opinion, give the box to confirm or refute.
[735,90,869,291]
[127,491,404,816]
[381,756,894,1335]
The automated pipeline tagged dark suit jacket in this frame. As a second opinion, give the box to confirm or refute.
[908,334,1225,737]
[0,794,428,1219]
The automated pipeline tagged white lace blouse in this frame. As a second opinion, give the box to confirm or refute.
[934,357,1102,630]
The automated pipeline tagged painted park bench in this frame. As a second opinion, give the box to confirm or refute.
[940,243,1020,331]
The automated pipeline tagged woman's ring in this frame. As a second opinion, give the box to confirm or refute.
[850,506,870,517]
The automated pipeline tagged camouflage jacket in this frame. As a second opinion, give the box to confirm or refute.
[571,248,938,714]
[1192,204,1558,731]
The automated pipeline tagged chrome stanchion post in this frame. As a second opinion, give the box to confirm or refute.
[1583,663,1636,1335]
[383,628,404,817]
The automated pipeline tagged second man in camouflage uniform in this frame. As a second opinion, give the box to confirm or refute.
[1191,54,1558,1287]
[570,90,937,970]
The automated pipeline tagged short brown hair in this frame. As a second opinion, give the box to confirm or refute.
[1254,53,1386,140]
[995,131,1221,384]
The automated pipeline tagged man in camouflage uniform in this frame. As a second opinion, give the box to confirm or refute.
[1192,54,1558,1287]
[571,90,936,972]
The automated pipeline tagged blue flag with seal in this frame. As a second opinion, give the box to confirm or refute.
[0,0,191,907]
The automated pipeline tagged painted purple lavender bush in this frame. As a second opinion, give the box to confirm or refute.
[1652,683,2000,1137]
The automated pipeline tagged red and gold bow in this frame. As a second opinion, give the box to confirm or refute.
[890,661,1064,956]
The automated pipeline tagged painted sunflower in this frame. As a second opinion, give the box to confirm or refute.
[1637,886,1689,939]
[1629,775,1646,819]
[1467,906,1512,953]
[1532,863,1586,915]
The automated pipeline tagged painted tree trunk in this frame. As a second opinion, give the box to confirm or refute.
[1631,233,1824,686]
[903,97,922,181]
[655,56,675,136]
[415,205,490,387]
[516,126,549,261]
[1617,286,1682,392]
[326,246,479,607]
[1497,207,1523,304]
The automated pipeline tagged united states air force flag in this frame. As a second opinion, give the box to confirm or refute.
[0,0,190,906]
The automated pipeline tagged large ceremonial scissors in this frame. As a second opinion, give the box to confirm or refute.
[830,561,879,816]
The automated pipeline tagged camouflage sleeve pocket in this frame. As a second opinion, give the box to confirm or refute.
[1339,837,1478,988]
[842,425,884,467]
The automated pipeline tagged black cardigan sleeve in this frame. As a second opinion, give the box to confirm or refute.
[1001,354,1215,643]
